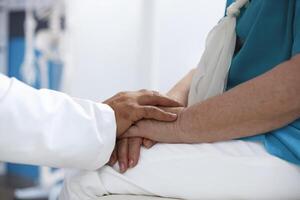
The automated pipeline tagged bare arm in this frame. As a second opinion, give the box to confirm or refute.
[166,69,196,106]
[178,54,300,143]
[124,54,300,144]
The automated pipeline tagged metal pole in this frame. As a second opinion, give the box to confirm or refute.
[0,0,7,175]
[0,0,8,74]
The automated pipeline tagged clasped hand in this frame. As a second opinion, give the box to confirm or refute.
[104,90,184,173]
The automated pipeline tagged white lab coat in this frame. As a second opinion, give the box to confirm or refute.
[0,73,116,170]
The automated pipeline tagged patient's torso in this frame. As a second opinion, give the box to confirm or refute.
[226,0,300,165]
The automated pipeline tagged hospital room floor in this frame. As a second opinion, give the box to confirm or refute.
[0,175,47,200]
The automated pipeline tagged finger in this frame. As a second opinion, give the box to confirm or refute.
[128,137,143,168]
[117,139,129,173]
[158,107,184,114]
[121,125,144,138]
[138,91,182,107]
[108,148,117,166]
[143,138,156,149]
[138,106,178,122]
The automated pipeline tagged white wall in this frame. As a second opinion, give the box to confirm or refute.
[64,0,225,101]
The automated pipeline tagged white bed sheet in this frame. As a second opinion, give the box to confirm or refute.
[99,195,178,200]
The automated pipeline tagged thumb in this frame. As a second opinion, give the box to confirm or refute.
[121,126,145,139]
[143,138,156,149]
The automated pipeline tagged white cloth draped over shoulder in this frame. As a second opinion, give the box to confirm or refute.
[188,0,249,106]
[0,73,116,170]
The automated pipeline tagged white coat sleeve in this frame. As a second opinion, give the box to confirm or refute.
[0,74,116,170]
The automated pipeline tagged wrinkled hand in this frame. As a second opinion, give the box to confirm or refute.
[104,90,182,137]
[107,138,155,173]
[121,107,185,143]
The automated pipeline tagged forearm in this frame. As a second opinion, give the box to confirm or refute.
[166,69,196,106]
[178,55,300,143]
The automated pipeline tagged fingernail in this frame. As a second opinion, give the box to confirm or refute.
[171,113,177,118]
[119,162,126,173]
[109,157,115,165]
[129,160,134,168]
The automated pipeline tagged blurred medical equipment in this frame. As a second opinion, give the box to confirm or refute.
[21,0,36,85]
[0,162,5,176]
[1,0,66,199]
[0,0,9,186]
[14,167,64,200]
[0,0,8,74]
[18,0,66,197]
[21,0,65,88]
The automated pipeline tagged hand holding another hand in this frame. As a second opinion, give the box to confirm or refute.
[104,90,182,137]
[108,107,184,173]
[122,107,185,143]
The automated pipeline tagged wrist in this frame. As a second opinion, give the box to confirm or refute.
[174,108,188,143]
[102,102,121,137]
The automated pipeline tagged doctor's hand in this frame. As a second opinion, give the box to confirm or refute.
[107,138,156,173]
[104,90,182,137]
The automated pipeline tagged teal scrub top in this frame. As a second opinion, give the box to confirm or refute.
[225,0,300,165]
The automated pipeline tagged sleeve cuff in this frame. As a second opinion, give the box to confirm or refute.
[90,103,117,170]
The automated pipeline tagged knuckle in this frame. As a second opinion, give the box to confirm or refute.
[148,107,160,115]
[148,90,155,97]
[118,150,127,159]
[129,153,137,161]
[129,102,137,110]
[143,90,153,96]
[118,155,127,162]
[152,90,160,96]
[139,89,148,93]
[130,137,142,145]
[117,140,127,151]
[117,91,126,97]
